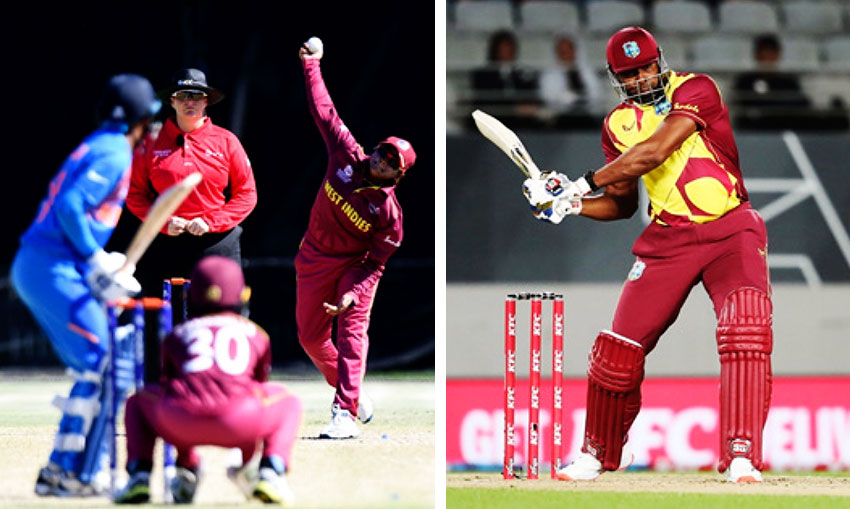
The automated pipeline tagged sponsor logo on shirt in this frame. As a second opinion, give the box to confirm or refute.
[153,150,173,157]
[205,148,223,158]
[336,164,354,183]
[368,203,379,215]
[323,180,372,233]
[674,102,699,113]
[383,235,400,247]
[627,259,646,281]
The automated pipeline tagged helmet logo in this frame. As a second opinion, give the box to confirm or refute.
[623,41,640,58]
[396,139,411,151]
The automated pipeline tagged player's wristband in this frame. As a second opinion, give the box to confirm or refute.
[582,170,600,192]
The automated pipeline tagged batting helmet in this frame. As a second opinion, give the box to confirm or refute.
[606,26,662,74]
[97,74,162,127]
[188,256,251,316]
[605,26,671,107]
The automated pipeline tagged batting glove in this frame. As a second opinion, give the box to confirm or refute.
[85,249,141,302]
[522,172,581,224]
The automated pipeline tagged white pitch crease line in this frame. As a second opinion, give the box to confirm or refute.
[783,131,850,272]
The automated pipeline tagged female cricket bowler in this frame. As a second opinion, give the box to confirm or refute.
[114,256,302,504]
[296,38,416,439]
[523,26,772,483]
[11,74,159,496]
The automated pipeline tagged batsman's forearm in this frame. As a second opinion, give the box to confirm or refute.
[593,143,663,188]
[579,194,638,221]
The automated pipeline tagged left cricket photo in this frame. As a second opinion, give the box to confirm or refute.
[0,2,436,508]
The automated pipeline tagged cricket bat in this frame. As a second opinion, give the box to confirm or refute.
[471,109,542,179]
[119,171,202,272]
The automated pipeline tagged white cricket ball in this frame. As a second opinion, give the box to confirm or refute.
[306,37,323,55]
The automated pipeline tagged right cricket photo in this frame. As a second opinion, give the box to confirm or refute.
[445,1,850,507]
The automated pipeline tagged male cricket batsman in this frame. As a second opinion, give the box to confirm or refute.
[523,26,772,483]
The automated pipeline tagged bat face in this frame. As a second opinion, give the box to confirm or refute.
[471,110,541,179]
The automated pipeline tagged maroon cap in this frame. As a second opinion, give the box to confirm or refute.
[189,256,250,311]
[378,137,416,173]
[606,26,661,74]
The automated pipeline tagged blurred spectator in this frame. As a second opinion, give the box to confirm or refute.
[732,34,812,128]
[470,30,541,125]
[538,33,604,127]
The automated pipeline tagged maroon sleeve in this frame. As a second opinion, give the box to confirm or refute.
[202,133,257,231]
[302,59,363,163]
[601,116,621,164]
[668,75,724,130]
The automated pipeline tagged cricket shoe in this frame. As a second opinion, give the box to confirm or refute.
[358,393,374,424]
[34,464,62,496]
[556,442,634,481]
[36,466,109,497]
[319,404,360,439]
[171,466,200,504]
[726,457,763,483]
[253,467,295,505]
[113,471,151,504]
[227,464,259,500]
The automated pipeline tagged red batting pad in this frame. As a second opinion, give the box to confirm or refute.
[584,331,645,471]
[717,288,773,472]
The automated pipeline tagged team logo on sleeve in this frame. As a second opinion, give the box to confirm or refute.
[623,41,640,58]
[336,164,354,183]
[627,259,646,281]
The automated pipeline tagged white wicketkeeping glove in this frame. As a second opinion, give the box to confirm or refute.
[522,172,584,224]
[84,249,141,302]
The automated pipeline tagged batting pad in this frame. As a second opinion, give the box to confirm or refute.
[584,331,645,471]
[717,288,773,473]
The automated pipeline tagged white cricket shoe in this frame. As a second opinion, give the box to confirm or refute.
[358,394,373,424]
[319,404,360,439]
[557,442,634,481]
[726,457,763,483]
[254,467,295,505]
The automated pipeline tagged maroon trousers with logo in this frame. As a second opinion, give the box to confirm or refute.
[589,203,772,471]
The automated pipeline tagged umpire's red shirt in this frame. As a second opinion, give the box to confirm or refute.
[159,312,271,414]
[300,58,403,304]
[128,117,257,233]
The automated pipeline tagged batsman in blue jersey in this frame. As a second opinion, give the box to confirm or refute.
[10,74,161,497]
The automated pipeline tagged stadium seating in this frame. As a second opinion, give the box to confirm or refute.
[444,0,850,128]
[823,36,850,72]
[718,1,780,34]
[453,1,514,32]
[690,35,754,72]
[586,0,645,34]
[651,1,713,34]
[518,1,581,34]
[781,1,844,34]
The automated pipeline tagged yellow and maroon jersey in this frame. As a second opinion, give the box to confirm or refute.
[602,71,746,225]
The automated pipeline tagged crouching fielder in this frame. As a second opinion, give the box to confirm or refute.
[296,38,416,439]
[523,26,772,483]
[114,256,302,505]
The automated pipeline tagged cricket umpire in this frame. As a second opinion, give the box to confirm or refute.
[523,26,773,483]
[126,68,257,299]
